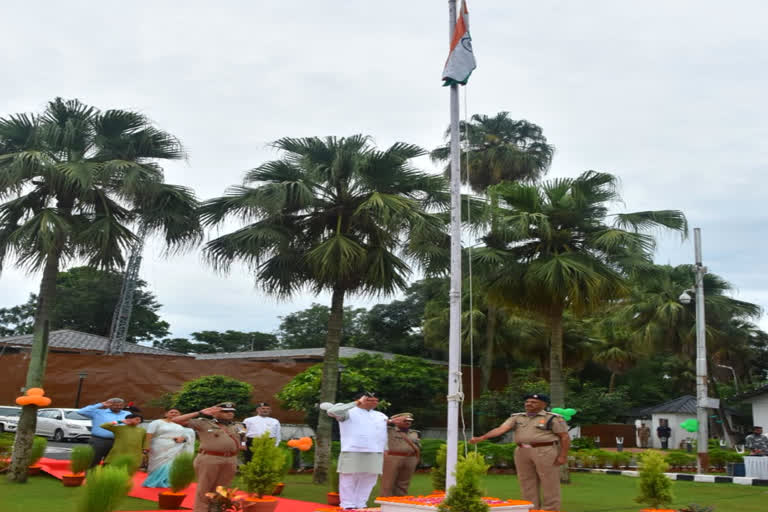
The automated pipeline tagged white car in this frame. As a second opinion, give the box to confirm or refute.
[36,408,92,442]
[0,405,21,433]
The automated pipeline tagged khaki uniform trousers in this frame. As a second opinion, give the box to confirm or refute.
[193,453,238,512]
[514,444,561,511]
[380,454,419,496]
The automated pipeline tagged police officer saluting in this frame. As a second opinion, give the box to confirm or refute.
[381,412,421,497]
[470,393,569,512]
[173,402,244,512]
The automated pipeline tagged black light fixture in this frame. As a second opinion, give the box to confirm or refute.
[74,371,88,408]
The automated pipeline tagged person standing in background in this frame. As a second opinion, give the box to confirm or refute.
[77,397,130,467]
[243,402,281,463]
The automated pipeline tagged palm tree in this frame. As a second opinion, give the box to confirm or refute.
[487,171,688,407]
[432,113,555,390]
[0,98,201,482]
[591,317,637,392]
[200,135,446,483]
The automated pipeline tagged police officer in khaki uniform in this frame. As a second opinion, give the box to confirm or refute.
[470,393,569,512]
[173,402,244,512]
[381,412,421,497]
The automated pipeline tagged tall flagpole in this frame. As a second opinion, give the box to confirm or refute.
[445,0,462,490]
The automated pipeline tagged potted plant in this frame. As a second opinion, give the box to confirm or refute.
[239,432,286,512]
[63,444,94,486]
[158,452,196,509]
[27,436,48,475]
[635,451,674,512]
[437,451,491,512]
[327,457,340,506]
[271,446,293,496]
[77,466,133,512]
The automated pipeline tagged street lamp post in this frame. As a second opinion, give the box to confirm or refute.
[74,372,88,408]
[716,364,739,392]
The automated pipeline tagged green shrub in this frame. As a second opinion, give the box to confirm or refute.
[168,452,196,493]
[665,450,695,468]
[474,441,516,469]
[110,454,140,475]
[725,451,743,463]
[570,436,597,451]
[437,452,490,512]
[610,451,631,468]
[420,439,444,468]
[240,432,286,497]
[635,451,674,509]
[77,466,133,512]
[592,449,611,468]
[70,445,94,475]
[29,436,47,466]
[708,449,729,468]
[431,443,447,491]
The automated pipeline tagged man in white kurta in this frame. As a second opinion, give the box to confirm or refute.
[324,392,388,510]
[243,402,281,463]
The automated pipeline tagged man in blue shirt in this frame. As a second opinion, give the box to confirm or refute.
[77,397,131,467]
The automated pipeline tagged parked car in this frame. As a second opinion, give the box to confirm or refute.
[36,408,92,442]
[0,405,21,433]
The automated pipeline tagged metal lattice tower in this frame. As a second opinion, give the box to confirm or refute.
[106,226,147,355]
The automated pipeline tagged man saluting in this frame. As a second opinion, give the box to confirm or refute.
[470,393,569,512]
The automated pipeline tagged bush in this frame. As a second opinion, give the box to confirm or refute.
[635,451,674,509]
[708,449,730,468]
[77,466,133,512]
[110,454,140,476]
[610,451,631,468]
[240,432,286,497]
[431,443,447,491]
[437,452,490,512]
[171,375,253,417]
[168,452,196,493]
[29,436,47,466]
[420,439,444,468]
[665,450,696,468]
[70,445,94,475]
[477,441,516,469]
[570,436,597,451]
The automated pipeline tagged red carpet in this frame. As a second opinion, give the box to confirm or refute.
[37,458,328,511]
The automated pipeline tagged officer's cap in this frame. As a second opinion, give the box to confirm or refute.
[523,393,550,404]
[256,402,271,408]
[390,412,414,421]
[353,391,376,400]
[216,402,237,411]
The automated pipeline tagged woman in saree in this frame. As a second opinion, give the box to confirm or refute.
[142,408,196,488]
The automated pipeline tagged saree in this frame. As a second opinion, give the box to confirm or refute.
[142,419,195,488]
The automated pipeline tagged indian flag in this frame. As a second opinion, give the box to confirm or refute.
[442,0,476,86]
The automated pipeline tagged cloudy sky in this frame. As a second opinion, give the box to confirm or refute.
[1,1,766,337]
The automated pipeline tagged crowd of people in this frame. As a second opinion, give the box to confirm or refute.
[75,393,574,511]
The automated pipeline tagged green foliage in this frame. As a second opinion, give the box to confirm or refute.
[155,330,279,354]
[328,457,340,493]
[77,465,133,512]
[110,454,140,476]
[420,439,445,468]
[0,433,13,472]
[277,353,446,426]
[570,437,597,451]
[431,443,447,491]
[609,451,632,468]
[168,452,196,493]
[437,452,490,512]
[708,449,731,468]
[563,383,630,426]
[171,375,253,417]
[70,445,94,475]
[679,504,715,512]
[473,441,516,469]
[635,451,674,509]
[664,451,696,468]
[240,432,286,497]
[29,436,47,466]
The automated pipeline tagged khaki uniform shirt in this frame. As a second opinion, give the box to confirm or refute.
[386,427,421,456]
[501,411,568,444]
[188,418,242,454]
[638,426,651,439]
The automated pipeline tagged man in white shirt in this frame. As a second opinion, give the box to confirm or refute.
[243,402,281,463]
[323,391,388,510]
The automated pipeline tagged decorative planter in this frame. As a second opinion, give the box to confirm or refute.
[62,474,85,487]
[158,491,187,509]
[243,496,279,512]
[272,482,285,495]
[375,495,534,512]
[327,492,340,506]
[27,465,42,476]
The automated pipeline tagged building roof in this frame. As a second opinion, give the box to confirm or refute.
[733,384,768,402]
[0,329,190,357]
[631,394,739,417]
[194,346,445,364]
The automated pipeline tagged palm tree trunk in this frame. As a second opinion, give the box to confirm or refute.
[313,286,345,485]
[479,304,497,391]
[7,251,60,483]
[549,309,566,408]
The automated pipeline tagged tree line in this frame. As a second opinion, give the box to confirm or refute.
[1,98,764,485]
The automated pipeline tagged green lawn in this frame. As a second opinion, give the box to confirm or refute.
[1,471,766,512]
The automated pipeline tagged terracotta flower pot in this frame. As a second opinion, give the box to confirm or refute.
[62,474,85,487]
[158,491,187,510]
[271,482,285,495]
[243,496,279,512]
[327,492,341,506]
[27,465,42,476]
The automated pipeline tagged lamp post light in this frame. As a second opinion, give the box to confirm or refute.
[716,364,739,392]
[679,228,709,474]
[74,371,88,408]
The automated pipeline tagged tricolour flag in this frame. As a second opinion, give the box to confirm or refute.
[442,0,476,86]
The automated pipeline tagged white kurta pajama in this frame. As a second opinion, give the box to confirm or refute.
[327,402,388,509]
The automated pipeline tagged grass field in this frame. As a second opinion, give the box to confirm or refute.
[1,471,766,512]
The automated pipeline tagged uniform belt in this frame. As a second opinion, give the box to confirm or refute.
[517,441,557,448]
[385,450,418,457]
[199,449,238,457]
